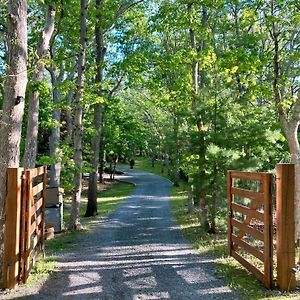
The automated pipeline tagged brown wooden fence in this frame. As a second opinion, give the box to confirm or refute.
[227,170,273,289]
[2,166,47,289]
[228,164,296,291]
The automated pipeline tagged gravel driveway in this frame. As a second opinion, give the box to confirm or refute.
[1,168,240,300]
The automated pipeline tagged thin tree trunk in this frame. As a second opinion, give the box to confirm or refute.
[0,0,27,282]
[186,2,196,212]
[198,125,209,230]
[210,163,217,233]
[65,69,76,141]
[187,180,194,213]
[160,154,164,173]
[23,5,55,169]
[86,0,104,217]
[270,0,300,239]
[188,3,209,224]
[173,118,180,186]
[286,124,300,240]
[165,154,170,176]
[49,65,64,187]
[69,0,88,230]
[86,103,103,216]
[98,109,105,183]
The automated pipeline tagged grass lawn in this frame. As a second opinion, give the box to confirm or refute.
[122,156,172,180]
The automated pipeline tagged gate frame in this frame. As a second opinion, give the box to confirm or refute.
[228,163,296,291]
[2,167,46,289]
[227,170,273,289]
[276,164,296,291]
[2,168,23,289]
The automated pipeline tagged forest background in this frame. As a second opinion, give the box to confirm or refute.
[0,0,299,285]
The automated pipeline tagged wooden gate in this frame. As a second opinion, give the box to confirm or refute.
[227,171,273,289]
[2,167,47,289]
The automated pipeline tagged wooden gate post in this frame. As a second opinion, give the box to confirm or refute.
[276,163,296,291]
[2,168,23,289]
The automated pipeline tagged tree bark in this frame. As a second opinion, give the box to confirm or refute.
[85,0,141,216]
[23,5,55,169]
[210,163,217,233]
[85,0,104,217]
[173,117,180,186]
[48,65,64,187]
[285,122,300,240]
[188,3,209,227]
[64,68,76,142]
[0,0,27,282]
[69,0,88,230]
[187,182,194,213]
[270,0,300,239]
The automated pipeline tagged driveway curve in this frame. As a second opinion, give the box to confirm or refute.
[2,168,240,299]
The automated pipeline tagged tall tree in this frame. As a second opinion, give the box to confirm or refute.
[267,0,300,238]
[23,4,55,168]
[0,0,27,282]
[69,0,89,229]
[85,0,143,217]
[85,0,104,217]
[47,3,65,187]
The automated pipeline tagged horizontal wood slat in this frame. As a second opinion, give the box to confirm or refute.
[28,166,45,178]
[230,171,265,181]
[228,170,273,289]
[232,203,264,222]
[30,215,42,235]
[232,251,264,283]
[232,219,264,241]
[32,233,42,250]
[21,167,46,285]
[232,234,264,262]
[231,187,263,203]
[32,198,43,214]
[32,182,43,197]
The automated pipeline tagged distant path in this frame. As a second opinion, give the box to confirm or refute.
[2,168,239,299]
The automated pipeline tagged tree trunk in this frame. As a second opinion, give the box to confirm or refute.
[86,104,103,216]
[48,65,64,187]
[98,109,105,183]
[86,0,105,217]
[165,154,170,176]
[160,154,164,173]
[209,163,217,233]
[69,0,88,230]
[23,5,55,168]
[198,126,209,230]
[270,4,300,239]
[188,3,209,226]
[282,121,300,240]
[187,180,194,214]
[173,118,180,186]
[65,69,76,141]
[0,0,27,282]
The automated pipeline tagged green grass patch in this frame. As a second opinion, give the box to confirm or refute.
[170,179,300,300]
[121,156,172,180]
[63,180,135,229]
[26,255,56,287]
